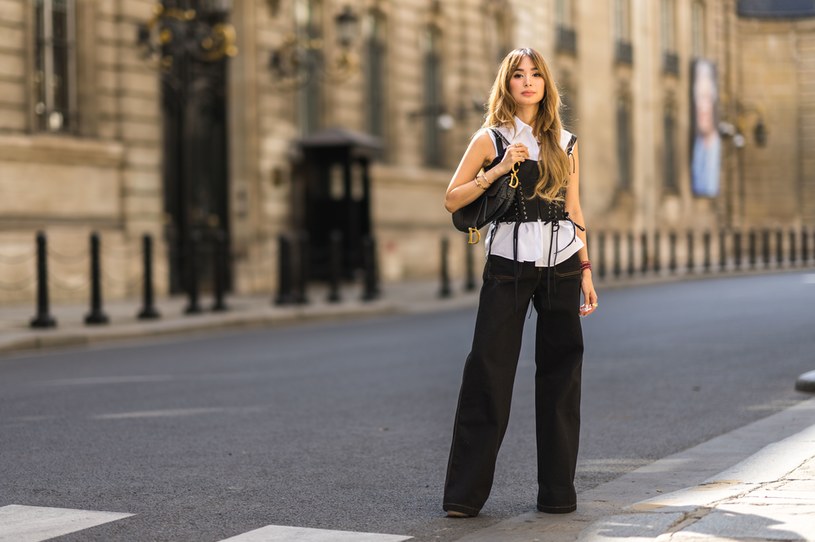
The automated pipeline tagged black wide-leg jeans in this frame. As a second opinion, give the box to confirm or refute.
[443,253,584,516]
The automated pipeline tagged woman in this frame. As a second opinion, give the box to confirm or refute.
[442,48,598,518]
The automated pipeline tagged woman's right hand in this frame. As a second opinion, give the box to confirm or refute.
[497,142,529,175]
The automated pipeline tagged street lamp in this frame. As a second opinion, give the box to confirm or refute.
[719,101,768,149]
[407,97,486,132]
[334,5,357,49]
[267,4,360,88]
[137,1,238,70]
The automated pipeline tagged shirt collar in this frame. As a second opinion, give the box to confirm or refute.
[513,115,533,136]
[496,116,534,144]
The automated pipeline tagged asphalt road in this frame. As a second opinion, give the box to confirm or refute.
[1,271,813,541]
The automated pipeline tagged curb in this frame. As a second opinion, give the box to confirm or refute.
[0,299,402,356]
[454,398,815,542]
[796,370,815,393]
[1,267,810,357]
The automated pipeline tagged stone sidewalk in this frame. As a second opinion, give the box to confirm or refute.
[457,399,815,542]
[0,279,481,355]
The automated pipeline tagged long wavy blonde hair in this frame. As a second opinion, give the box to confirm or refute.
[483,48,570,202]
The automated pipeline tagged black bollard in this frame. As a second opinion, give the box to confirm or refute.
[762,229,770,268]
[361,235,380,301]
[686,230,695,274]
[138,234,160,319]
[809,228,814,266]
[653,232,661,274]
[30,231,57,328]
[776,229,784,268]
[598,232,607,280]
[669,231,677,274]
[274,234,296,306]
[627,232,635,277]
[327,230,342,303]
[84,232,109,325]
[748,230,757,270]
[184,230,202,314]
[464,236,476,291]
[439,237,452,298]
[640,232,648,275]
[211,230,228,312]
[789,229,797,267]
[612,232,621,279]
[295,231,310,305]
[719,230,727,271]
[703,231,711,273]
[735,231,743,271]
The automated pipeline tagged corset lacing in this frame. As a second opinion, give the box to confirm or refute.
[485,130,584,311]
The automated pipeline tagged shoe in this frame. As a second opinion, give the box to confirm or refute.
[537,502,577,514]
[446,510,473,518]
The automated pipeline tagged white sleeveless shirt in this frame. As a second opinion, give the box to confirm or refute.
[484,116,584,267]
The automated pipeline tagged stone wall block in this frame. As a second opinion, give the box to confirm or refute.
[0,0,24,24]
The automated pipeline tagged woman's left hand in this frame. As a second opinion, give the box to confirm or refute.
[579,271,598,317]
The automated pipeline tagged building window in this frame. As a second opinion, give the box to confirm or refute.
[364,9,386,140]
[663,101,678,193]
[661,0,679,75]
[423,25,444,168]
[614,0,633,65]
[692,0,706,58]
[297,0,323,135]
[34,0,77,133]
[616,93,632,191]
[494,10,512,64]
[661,0,676,51]
[483,0,513,65]
[556,0,577,55]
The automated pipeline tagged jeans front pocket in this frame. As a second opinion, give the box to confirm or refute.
[553,254,582,279]
[486,255,517,282]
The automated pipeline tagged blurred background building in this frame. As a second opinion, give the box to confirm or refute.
[0,0,813,304]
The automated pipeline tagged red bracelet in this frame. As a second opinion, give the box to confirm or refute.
[580,260,592,271]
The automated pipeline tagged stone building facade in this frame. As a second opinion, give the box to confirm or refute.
[0,0,164,304]
[0,0,811,305]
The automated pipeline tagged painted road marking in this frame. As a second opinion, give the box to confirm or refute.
[91,406,265,420]
[0,505,133,542]
[40,375,176,386]
[218,525,413,542]
[0,506,411,541]
[92,407,227,419]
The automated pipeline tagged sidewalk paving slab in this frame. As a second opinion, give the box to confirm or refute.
[455,399,815,542]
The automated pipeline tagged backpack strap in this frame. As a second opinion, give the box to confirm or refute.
[565,134,578,156]
[490,128,510,157]
[566,134,578,173]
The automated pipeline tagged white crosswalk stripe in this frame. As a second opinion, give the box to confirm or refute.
[218,525,413,542]
[0,504,134,542]
[0,504,413,542]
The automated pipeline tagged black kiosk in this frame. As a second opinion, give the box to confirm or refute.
[293,128,382,281]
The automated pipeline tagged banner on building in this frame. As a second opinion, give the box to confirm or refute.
[690,58,722,198]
